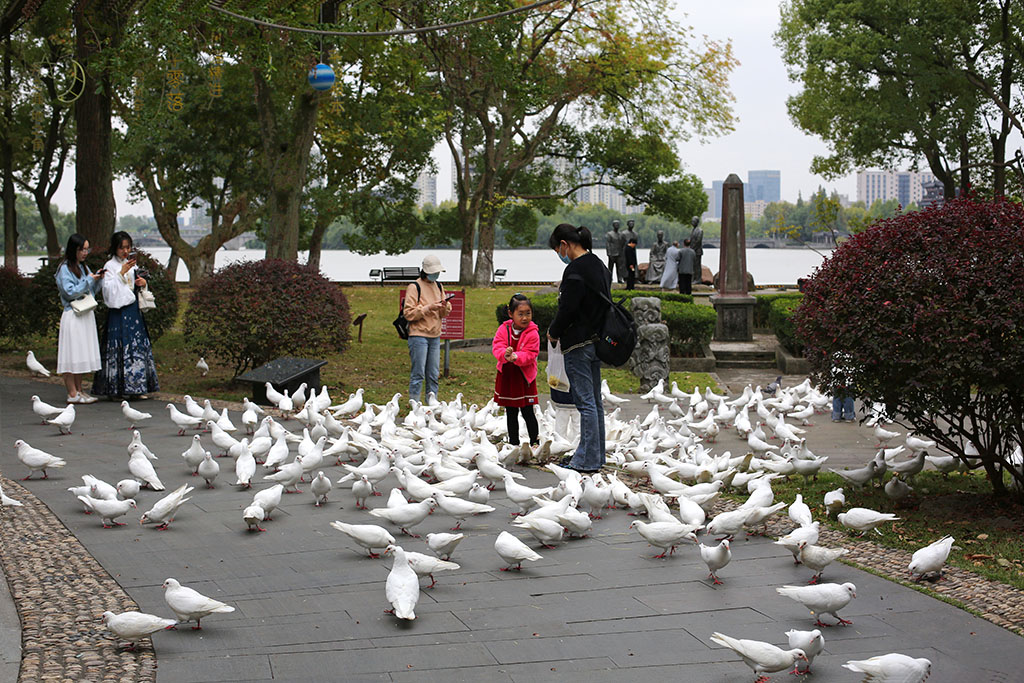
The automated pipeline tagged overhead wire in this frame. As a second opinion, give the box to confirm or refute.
[208,0,563,37]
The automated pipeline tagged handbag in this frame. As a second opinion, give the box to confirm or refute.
[70,293,98,316]
[137,286,157,311]
[392,281,443,339]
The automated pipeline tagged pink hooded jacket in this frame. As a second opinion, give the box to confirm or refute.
[491,319,540,384]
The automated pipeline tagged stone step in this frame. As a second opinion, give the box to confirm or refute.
[715,358,778,369]
[713,350,776,362]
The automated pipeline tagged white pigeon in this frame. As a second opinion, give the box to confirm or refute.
[512,516,565,548]
[121,401,152,428]
[139,484,193,529]
[310,471,332,506]
[401,549,461,588]
[102,610,177,650]
[467,482,490,504]
[908,535,954,581]
[162,577,235,629]
[774,522,820,564]
[197,453,219,488]
[777,582,857,627]
[0,482,24,508]
[383,545,419,620]
[166,404,202,435]
[431,493,495,531]
[368,499,436,537]
[904,434,937,453]
[330,521,396,558]
[838,507,900,536]
[843,653,931,682]
[785,629,824,675]
[129,450,165,491]
[26,350,51,377]
[181,435,206,474]
[31,395,64,423]
[709,632,807,681]
[234,444,256,488]
[873,424,901,446]
[788,494,814,528]
[824,488,846,517]
[263,459,304,493]
[425,532,465,561]
[264,382,284,405]
[48,403,76,434]
[243,503,266,532]
[217,408,238,433]
[629,520,699,558]
[333,388,364,416]
[82,473,117,500]
[700,539,732,584]
[494,530,543,570]
[196,357,209,376]
[15,440,67,479]
[78,495,137,528]
[116,479,141,500]
[798,541,850,583]
[239,483,277,522]
[352,475,373,509]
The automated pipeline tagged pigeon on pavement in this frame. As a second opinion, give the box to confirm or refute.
[843,653,932,682]
[494,530,542,570]
[709,632,807,682]
[121,401,152,428]
[139,484,193,530]
[26,350,51,377]
[785,629,824,674]
[15,440,66,479]
[908,535,955,581]
[700,539,732,584]
[102,610,177,650]
[162,578,235,629]
[425,532,464,561]
[31,395,63,423]
[329,521,395,558]
[777,582,857,627]
[383,545,419,620]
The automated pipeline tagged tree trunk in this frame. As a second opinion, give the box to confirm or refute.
[958,133,970,196]
[253,71,320,262]
[473,212,497,286]
[458,206,475,286]
[307,212,330,273]
[167,249,180,282]
[2,40,16,267]
[33,191,60,259]
[74,5,117,248]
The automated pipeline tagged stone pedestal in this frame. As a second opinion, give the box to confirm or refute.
[710,294,755,341]
[627,297,670,393]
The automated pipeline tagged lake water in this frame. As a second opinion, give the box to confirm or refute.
[18,246,832,285]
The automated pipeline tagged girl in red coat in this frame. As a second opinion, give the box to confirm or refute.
[492,293,540,446]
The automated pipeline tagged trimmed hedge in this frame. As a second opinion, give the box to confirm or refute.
[754,292,802,329]
[528,291,712,356]
[0,267,34,349]
[661,301,716,356]
[28,249,179,342]
[769,297,804,355]
[516,289,693,333]
[182,259,351,375]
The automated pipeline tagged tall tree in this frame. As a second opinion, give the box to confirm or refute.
[776,0,1023,198]
[398,0,736,285]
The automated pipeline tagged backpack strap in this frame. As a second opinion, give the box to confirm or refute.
[400,281,422,313]
[566,273,614,306]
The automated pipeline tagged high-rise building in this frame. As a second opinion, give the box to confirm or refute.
[415,171,437,208]
[711,180,724,219]
[744,200,768,220]
[747,170,781,203]
[856,170,936,208]
[702,187,713,219]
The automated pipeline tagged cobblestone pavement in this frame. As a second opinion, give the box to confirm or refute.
[2,374,1023,682]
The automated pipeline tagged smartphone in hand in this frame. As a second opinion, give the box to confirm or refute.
[445,292,456,300]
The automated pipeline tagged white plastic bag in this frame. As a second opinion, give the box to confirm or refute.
[546,341,570,392]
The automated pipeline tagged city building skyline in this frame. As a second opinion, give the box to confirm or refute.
[857,170,937,208]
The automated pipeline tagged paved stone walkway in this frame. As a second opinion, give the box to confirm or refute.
[2,375,1023,682]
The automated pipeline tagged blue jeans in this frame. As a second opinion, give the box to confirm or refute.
[832,393,855,421]
[408,335,440,403]
[564,343,605,470]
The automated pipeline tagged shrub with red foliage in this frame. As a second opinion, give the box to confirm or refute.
[0,267,34,348]
[795,197,1024,497]
[183,259,351,375]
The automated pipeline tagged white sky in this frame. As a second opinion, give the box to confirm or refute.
[51,0,857,218]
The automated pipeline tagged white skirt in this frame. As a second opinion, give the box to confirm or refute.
[57,308,102,375]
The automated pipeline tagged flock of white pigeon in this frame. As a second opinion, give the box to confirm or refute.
[6,351,954,681]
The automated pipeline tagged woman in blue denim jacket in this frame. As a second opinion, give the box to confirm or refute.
[55,233,104,404]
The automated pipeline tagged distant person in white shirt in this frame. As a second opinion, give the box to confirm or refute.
[660,241,680,290]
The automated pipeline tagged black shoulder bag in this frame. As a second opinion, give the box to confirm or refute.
[393,281,444,340]
[567,274,637,367]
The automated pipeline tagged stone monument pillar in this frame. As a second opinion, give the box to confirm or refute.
[627,297,670,393]
[711,173,755,341]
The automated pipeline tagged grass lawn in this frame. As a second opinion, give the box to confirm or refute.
[2,285,717,408]
[728,470,1024,591]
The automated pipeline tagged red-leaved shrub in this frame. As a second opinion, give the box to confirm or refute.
[182,259,351,374]
[0,267,33,348]
[796,197,1024,496]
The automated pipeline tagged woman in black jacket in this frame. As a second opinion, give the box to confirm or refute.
[546,223,612,473]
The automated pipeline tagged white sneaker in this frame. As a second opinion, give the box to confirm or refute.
[79,393,98,404]
[66,395,81,404]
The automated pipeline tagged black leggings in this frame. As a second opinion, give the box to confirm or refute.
[506,406,539,446]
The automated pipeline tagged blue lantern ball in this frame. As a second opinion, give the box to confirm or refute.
[308,63,335,91]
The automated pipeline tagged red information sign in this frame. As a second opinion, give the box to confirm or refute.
[398,288,466,340]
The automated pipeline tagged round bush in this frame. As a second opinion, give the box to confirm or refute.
[795,197,1024,495]
[28,249,179,342]
[182,259,351,375]
[0,267,34,348]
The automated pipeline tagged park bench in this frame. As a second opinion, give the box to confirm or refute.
[374,266,422,285]
[236,357,328,406]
